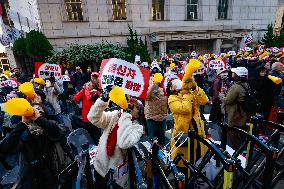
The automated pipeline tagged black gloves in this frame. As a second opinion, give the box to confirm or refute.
[90,93,99,102]
[101,85,113,102]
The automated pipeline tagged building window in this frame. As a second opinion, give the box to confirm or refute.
[218,0,229,19]
[152,0,165,20]
[64,0,83,21]
[187,0,198,20]
[112,0,127,20]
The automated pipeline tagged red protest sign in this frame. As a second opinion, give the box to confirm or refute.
[0,79,18,88]
[34,62,62,80]
[99,58,151,99]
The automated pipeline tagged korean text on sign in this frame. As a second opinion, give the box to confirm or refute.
[99,58,150,99]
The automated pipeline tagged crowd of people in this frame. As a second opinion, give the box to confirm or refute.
[0,44,282,188]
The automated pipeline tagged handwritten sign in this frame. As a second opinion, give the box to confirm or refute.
[35,62,62,80]
[0,79,18,88]
[99,58,151,99]
[209,60,225,70]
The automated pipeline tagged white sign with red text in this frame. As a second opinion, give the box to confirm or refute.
[0,79,18,88]
[35,62,62,80]
[99,58,151,99]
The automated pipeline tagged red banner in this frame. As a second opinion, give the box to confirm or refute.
[99,58,151,99]
[34,62,63,80]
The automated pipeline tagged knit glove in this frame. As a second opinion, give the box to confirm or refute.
[90,93,99,102]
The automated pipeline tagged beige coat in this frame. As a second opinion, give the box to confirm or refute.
[44,82,61,115]
[223,82,248,128]
[144,82,168,122]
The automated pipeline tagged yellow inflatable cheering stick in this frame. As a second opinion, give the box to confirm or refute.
[4,98,34,117]
[182,59,201,82]
[109,87,128,110]
[19,82,35,99]
[268,75,282,85]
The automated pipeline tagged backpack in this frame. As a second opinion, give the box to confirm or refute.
[238,83,259,115]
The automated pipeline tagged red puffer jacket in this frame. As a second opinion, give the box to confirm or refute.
[73,84,100,122]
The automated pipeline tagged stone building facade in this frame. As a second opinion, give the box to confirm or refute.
[36,0,279,56]
[0,0,40,69]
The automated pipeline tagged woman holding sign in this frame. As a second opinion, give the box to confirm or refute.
[87,87,143,189]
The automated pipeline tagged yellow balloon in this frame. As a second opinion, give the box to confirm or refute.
[4,98,34,117]
[268,75,282,85]
[109,87,128,110]
[19,82,35,99]
[153,73,163,84]
[34,78,45,85]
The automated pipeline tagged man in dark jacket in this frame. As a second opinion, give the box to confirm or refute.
[12,68,26,84]
[72,66,85,92]
[0,104,63,189]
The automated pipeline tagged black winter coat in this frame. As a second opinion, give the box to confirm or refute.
[0,117,61,189]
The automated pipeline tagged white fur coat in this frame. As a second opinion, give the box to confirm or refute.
[87,98,143,188]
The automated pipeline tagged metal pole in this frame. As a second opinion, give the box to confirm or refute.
[261,151,278,189]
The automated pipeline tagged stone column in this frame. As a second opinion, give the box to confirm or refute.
[159,41,167,56]
[213,39,222,54]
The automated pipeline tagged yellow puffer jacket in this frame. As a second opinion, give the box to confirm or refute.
[168,86,209,167]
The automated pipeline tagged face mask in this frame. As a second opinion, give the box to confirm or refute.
[45,80,51,87]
